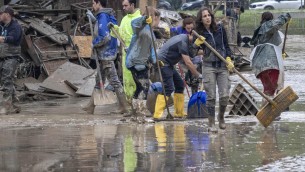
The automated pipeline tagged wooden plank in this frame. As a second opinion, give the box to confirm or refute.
[76,76,96,97]
[24,83,44,92]
[43,59,68,75]
[24,91,69,98]
[40,62,94,96]
[15,77,41,88]
[27,18,69,45]
[64,80,85,91]
[72,36,93,58]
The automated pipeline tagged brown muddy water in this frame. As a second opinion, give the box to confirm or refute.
[1,35,305,172]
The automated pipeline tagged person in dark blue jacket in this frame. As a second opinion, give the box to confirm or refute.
[170,17,194,36]
[0,6,22,115]
[195,7,234,132]
[82,0,129,114]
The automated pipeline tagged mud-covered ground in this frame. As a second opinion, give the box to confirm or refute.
[0,35,304,172]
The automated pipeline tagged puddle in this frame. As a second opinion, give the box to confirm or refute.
[1,122,305,172]
[1,35,305,172]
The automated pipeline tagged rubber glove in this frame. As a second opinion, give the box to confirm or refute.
[226,57,234,72]
[194,36,205,46]
[107,22,118,30]
[109,23,119,38]
[146,16,152,25]
[282,53,287,59]
[286,13,291,24]
[198,74,203,80]
[86,10,96,22]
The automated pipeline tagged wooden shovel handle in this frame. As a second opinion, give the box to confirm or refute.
[282,22,289,54]
[108,24,127,49]
[192,30,273,103]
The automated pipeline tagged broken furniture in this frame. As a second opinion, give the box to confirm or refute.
[228,83,259,116]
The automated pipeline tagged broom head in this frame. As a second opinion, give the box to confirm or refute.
[256,86,299,128]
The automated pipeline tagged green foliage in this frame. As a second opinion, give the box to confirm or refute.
[179,9,305,35]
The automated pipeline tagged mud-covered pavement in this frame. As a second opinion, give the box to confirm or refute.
[1,35,305,172]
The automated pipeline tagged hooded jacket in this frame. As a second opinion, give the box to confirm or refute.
[93,8,117,61]
[0,19,22,58]
[118,9,141,47]
[125,16,156,70]
[199,24,232,67]
[250,13,290,77]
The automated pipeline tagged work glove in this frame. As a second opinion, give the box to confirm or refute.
[108,22,119,30]
[226,57,234,72]
[108,22,119,38]
[198,74,202,79]
[158,60,164,67]
[282,53,287,59]
[146,16,152,25]
[86,9,96,22]
[194,36,205,46]
[198,74,203,81]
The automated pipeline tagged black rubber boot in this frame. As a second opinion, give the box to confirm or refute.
[115,88,130,114]
[207,107,218,133]
[218,106,226,129]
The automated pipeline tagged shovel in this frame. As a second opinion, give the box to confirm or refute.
[146,6,173,120]
[192,30,299,128]
[87,13,117,106]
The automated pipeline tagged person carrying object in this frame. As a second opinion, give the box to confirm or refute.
[250,12,291,108]
[194,7,234,132]
[109,0,142,102]
[153,33,203,121]
[82,0,129,115]
[124,7,160,116]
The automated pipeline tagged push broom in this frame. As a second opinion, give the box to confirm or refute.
[192,30,299,128]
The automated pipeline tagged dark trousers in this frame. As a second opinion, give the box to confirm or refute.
[130,67,149,100]
[0,58,18,101]
[161,65,184,96]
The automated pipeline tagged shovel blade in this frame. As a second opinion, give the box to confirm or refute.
[93,88,117,106]
[256,86,299,128]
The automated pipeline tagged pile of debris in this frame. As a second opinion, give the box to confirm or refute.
[8,1,191,101]
[8,2,98,100]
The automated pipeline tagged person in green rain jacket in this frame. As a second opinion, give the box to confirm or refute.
[111,0,141,101]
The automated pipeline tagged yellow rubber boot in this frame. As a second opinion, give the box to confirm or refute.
[173,93,186,118]
[153,94,167,120]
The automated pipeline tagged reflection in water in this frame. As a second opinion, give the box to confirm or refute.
[1,122,305,171]
[256,126,284,165]
[124,136,137,172]
[155,123,167,152]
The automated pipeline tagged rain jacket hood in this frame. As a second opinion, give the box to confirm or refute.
[118,9,142,46]
[125,16,156,70]
[92,8,118,61]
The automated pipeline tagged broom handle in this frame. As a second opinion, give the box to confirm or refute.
[177,63,190,98]
[192,30,273,103]
[146,6,172,118]
[282,22,289,54]
[88,14,105,92]
[201,59,204,91]
[108,24,127,49]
